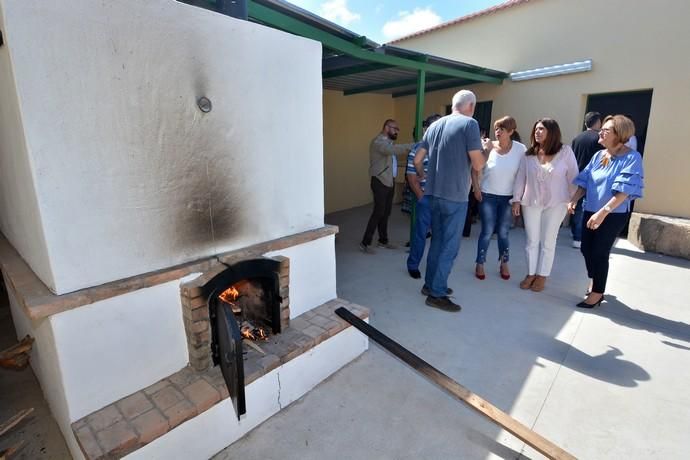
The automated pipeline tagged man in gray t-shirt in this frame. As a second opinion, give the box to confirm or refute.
[424,115,482,202]
[413,90,486,312]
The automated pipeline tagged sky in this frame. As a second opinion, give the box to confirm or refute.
[285,0,507,44]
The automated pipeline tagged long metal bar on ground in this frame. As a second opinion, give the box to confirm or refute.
[335,307,576,460]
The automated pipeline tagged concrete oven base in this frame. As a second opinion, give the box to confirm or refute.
[73,300,369,460]
[0,226,359,460]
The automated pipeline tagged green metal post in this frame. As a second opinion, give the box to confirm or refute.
[409,69,426,245]
[414,69,426,141]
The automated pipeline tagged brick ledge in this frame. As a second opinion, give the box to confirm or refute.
[0,225,338,320]
[72,299,368,460]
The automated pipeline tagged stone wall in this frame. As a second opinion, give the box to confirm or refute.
[628,213,690,260]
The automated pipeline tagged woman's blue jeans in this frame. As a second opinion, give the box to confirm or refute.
[475,193,512,264]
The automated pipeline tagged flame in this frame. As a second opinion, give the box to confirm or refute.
[241,324,268,341]
[241,326,255,340]
[219,286,240,303]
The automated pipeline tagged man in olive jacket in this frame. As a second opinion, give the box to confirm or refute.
[360,119,413,252]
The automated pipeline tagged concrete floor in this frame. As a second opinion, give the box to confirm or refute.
[213,205,690,460]
[2,205,689,459]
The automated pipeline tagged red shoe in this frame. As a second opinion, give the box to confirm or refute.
[475,264,486,280]
[500,262,510,280]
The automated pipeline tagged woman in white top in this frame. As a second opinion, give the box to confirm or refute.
[473,116,526,280]
[512,118,579,292]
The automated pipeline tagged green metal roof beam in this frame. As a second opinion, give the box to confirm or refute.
[392,79,476,98]
[248,1,503,84]
[322,63,395,79]
[343,75,452,96]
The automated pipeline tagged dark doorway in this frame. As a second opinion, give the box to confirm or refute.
[446,100,493,136]
[585,89,653,155]
[585,89,653,235]
[473,101,494,137]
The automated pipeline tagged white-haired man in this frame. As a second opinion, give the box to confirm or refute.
[414,90,486,312]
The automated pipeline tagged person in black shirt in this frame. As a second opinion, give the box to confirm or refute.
[570,112,602,248]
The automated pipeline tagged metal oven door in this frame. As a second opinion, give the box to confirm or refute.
[215,300,246,419]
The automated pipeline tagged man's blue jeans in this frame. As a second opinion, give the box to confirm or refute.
[570,197,585,242]
[407,196,431,271]
[424,197,468,298]
[475,193,512,264]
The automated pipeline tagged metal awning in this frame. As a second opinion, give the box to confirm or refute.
[249,0,507,97]
[179,0,508,139]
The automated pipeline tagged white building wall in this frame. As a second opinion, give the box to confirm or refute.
[50,281,190,422]
[266,234,337,318]
[393,0,690,219]
[0,0,325,294]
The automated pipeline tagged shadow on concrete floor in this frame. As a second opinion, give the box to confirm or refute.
[585,294,690,348]
[213,205,690,460]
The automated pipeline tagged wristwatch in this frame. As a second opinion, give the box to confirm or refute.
[603,205,612,212]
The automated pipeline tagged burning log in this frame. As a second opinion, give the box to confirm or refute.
[336,307,576,460]
[0,336,34,371]
[240,321,268,341]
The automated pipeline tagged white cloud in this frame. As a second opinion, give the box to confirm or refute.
[382,8,442,41]
[320,0,361,26]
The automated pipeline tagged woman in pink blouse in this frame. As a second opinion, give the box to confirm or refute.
[512,118,579,292]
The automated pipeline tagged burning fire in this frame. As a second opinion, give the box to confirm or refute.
[218,285,269,342]
[240,324,268,341]
[218,286,242,314]
[219,286,240,303]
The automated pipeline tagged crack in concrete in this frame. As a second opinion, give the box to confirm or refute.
[277,372,283,410]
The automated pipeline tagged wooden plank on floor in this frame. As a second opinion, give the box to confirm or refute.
[336,307,576,460]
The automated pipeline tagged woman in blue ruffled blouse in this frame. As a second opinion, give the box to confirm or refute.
[567,115,644,308]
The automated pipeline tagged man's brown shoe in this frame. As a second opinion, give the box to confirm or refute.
[519,275,536,290]
[530,275,546,292]
[425,296,461,312]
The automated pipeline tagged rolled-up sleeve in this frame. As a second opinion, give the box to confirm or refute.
[612,152,644,199]
[573,152,597,189]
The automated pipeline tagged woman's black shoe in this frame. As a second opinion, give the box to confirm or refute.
[576,296,604,309]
